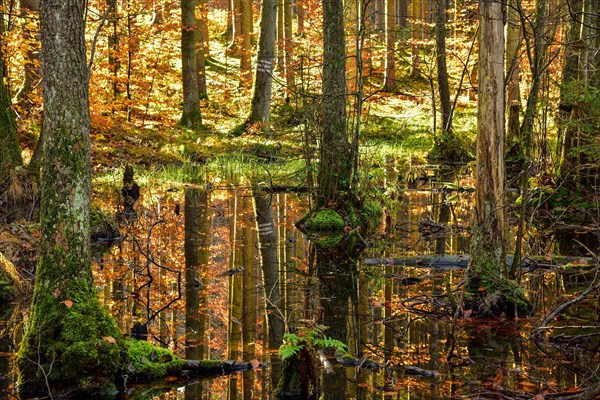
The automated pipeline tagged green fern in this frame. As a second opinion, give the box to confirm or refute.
[278,329,348,361]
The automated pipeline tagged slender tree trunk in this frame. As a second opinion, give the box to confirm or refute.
[180,0,201,127]
[240,0,252,87]
[184,187,210,363]
[411,0,422,78]
[297,0,305,34]
[505,0,521,149]
[284,0,294,92]
[277,0,284,70]
[241,195,257,400]
[14,0,40,111]
[196,0,208,99]
[227,192,243,400]
[518,0,547,148]
[318,0,351,207]
[558,0,582,176]
[434,0,451,134]
[107,0,120,107]
[252,186,284,349]
[246,0,277,125]
[18,0,122,393]
[0,14,22,182]
[382,0,397,91]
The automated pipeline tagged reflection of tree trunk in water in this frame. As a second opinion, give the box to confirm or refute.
[227,191,243,399]
[317,244,361,400]
[252,187,284,348]
[242,195,257,400]
[185,187,210,365]
[252,186,284,393]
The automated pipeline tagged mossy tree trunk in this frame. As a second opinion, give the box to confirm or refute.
[0,11,22,183]
[318,0,352,208]
[17,0,123,394]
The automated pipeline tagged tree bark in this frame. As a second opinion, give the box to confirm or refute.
[434,0,451,133]
[411,0,422,78]
[318,0,352,207]
[558,0,583,176]
[14,0,40,111]
[505,0,521,149]
[196,0,208,99]
[283,0,294,92]
[240,0,252,87]
[469,0,506,287]
[246,0,277,125]
[0,14,22,183]
[382,0,397,91]
[180,0,202,127]
[17,0,123,393]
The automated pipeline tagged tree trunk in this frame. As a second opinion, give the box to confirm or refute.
[558,0,583,177]
[14,0,40,111]
[180,0,201,127]
[518,0,548,150]
[17,0,123,394]
[505,0,521,150]
[434,0,451,134]
[277,0,284,70]
[0,17,22,183]
[184,187,210,363]
[241,195,257,400]
[382,0,397,91]
[252,186,284,349]
[468,0,512,316]
[318,0,352,207]
[240,0,252,87]
[246,0,277,125]
[227,192,243,400]
[196,0,208,99]
[284,0,294,92]
[411,0,422,78]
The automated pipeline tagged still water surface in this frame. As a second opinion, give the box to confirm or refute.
[2,168,599,399]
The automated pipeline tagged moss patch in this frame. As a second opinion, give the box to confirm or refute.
[304,210,345,232]
[124,340,187,380]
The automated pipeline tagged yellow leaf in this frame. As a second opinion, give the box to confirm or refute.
[102,336,117,345]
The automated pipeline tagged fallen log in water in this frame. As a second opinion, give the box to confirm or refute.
[337,356,441,377]
[363,255,599,270]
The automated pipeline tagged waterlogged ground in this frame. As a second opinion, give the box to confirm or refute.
[2,167,599,399]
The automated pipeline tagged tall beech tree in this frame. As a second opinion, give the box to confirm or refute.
[17,0,123,393]
[180,0,202,127]
[318,0,352,207]
[245,0,277,127]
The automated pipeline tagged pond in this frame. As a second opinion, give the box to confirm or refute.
[1,166,599,399]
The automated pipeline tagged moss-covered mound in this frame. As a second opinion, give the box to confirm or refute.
[123,340,187,380]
